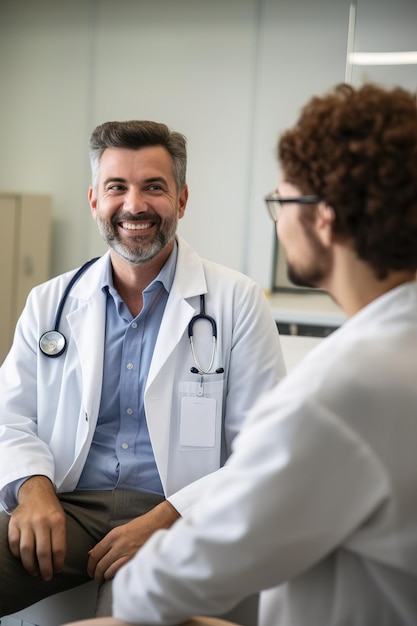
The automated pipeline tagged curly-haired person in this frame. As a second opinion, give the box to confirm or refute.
[64,83,417,626]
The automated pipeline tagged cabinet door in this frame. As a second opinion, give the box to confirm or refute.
[16,194,51,318]
[0,193,51,363]
[0,196,18,361]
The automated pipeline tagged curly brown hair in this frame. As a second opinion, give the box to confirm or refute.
[278,83,417,278]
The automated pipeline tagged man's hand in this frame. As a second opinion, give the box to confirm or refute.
[8,475,67,581]
[87,500,180,583]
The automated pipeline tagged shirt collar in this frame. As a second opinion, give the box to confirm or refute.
[100,239,178,297]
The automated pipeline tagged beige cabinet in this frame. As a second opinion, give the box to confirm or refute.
[0,193,51,363]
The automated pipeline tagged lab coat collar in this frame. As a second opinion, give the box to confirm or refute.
[68,236,207,301]
[65,237,209,394]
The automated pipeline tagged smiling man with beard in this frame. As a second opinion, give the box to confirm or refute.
[0,120,285,620]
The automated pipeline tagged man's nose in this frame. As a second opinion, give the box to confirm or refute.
[124,187,147,212]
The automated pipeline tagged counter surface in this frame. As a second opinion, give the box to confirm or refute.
[267,291,345,329]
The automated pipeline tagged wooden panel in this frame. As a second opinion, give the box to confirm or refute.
[0,193,51,363]
[16,194,51,318]
[0,195,18,362]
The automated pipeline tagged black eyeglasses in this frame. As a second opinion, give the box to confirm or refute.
[264,191,321,222]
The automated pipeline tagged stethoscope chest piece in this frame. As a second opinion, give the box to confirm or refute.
[39,330,67,358]
[39,257,100,358]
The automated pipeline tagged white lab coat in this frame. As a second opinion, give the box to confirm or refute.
[0,236,285,514]
[112,281,417,626]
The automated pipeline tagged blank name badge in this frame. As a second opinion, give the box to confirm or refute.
[180,396,217,447]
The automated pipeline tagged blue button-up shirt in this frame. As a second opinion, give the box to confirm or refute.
[77,244,178,495]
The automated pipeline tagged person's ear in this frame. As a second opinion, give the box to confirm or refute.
[88,187,97,220]
[178,184,189,219]
[315,202,335,247]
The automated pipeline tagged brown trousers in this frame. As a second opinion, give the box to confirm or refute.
[0,489,164,618]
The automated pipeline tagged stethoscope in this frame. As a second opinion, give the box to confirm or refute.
[39,258,224,376]
[188,294,224,375]
[39,257,100,358]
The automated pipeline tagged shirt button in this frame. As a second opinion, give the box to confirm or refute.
[131,322,138,329]
[126,408,133,415]
[121,442,129,450]
[126,362,134,370]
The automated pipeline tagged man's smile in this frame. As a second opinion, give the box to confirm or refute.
[119,221,155,231]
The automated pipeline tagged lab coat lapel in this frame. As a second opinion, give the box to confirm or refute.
[144,238,207,487]
[146,237,207,389]
[66,255,107,424]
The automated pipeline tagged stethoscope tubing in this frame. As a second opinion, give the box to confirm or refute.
[39,257,100,358]
[40,263,223,374]
[52,257,100,331]
[188,295,222,375]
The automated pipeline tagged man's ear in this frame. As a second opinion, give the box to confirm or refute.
[88,187,97,219]
[315,202,335,246]
[178,184,189,220]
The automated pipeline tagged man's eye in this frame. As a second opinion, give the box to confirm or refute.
[107,184,125,191]
[147,184,163,192]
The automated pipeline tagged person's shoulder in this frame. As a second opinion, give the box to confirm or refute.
[28,268,75,297]
[201,257,259,288]
[202,260,268,309]
[31,255,107,296]
[177,236,255,283]
[177,236,265,299]
[27,258,102,309]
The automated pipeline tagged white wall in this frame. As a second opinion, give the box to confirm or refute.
[0,0,415,287]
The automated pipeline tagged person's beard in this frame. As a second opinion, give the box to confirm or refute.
[286,219,330,289]
[96,210,178,266]
[287,262,324,289]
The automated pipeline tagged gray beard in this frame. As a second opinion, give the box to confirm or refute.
[96,213,178,266]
